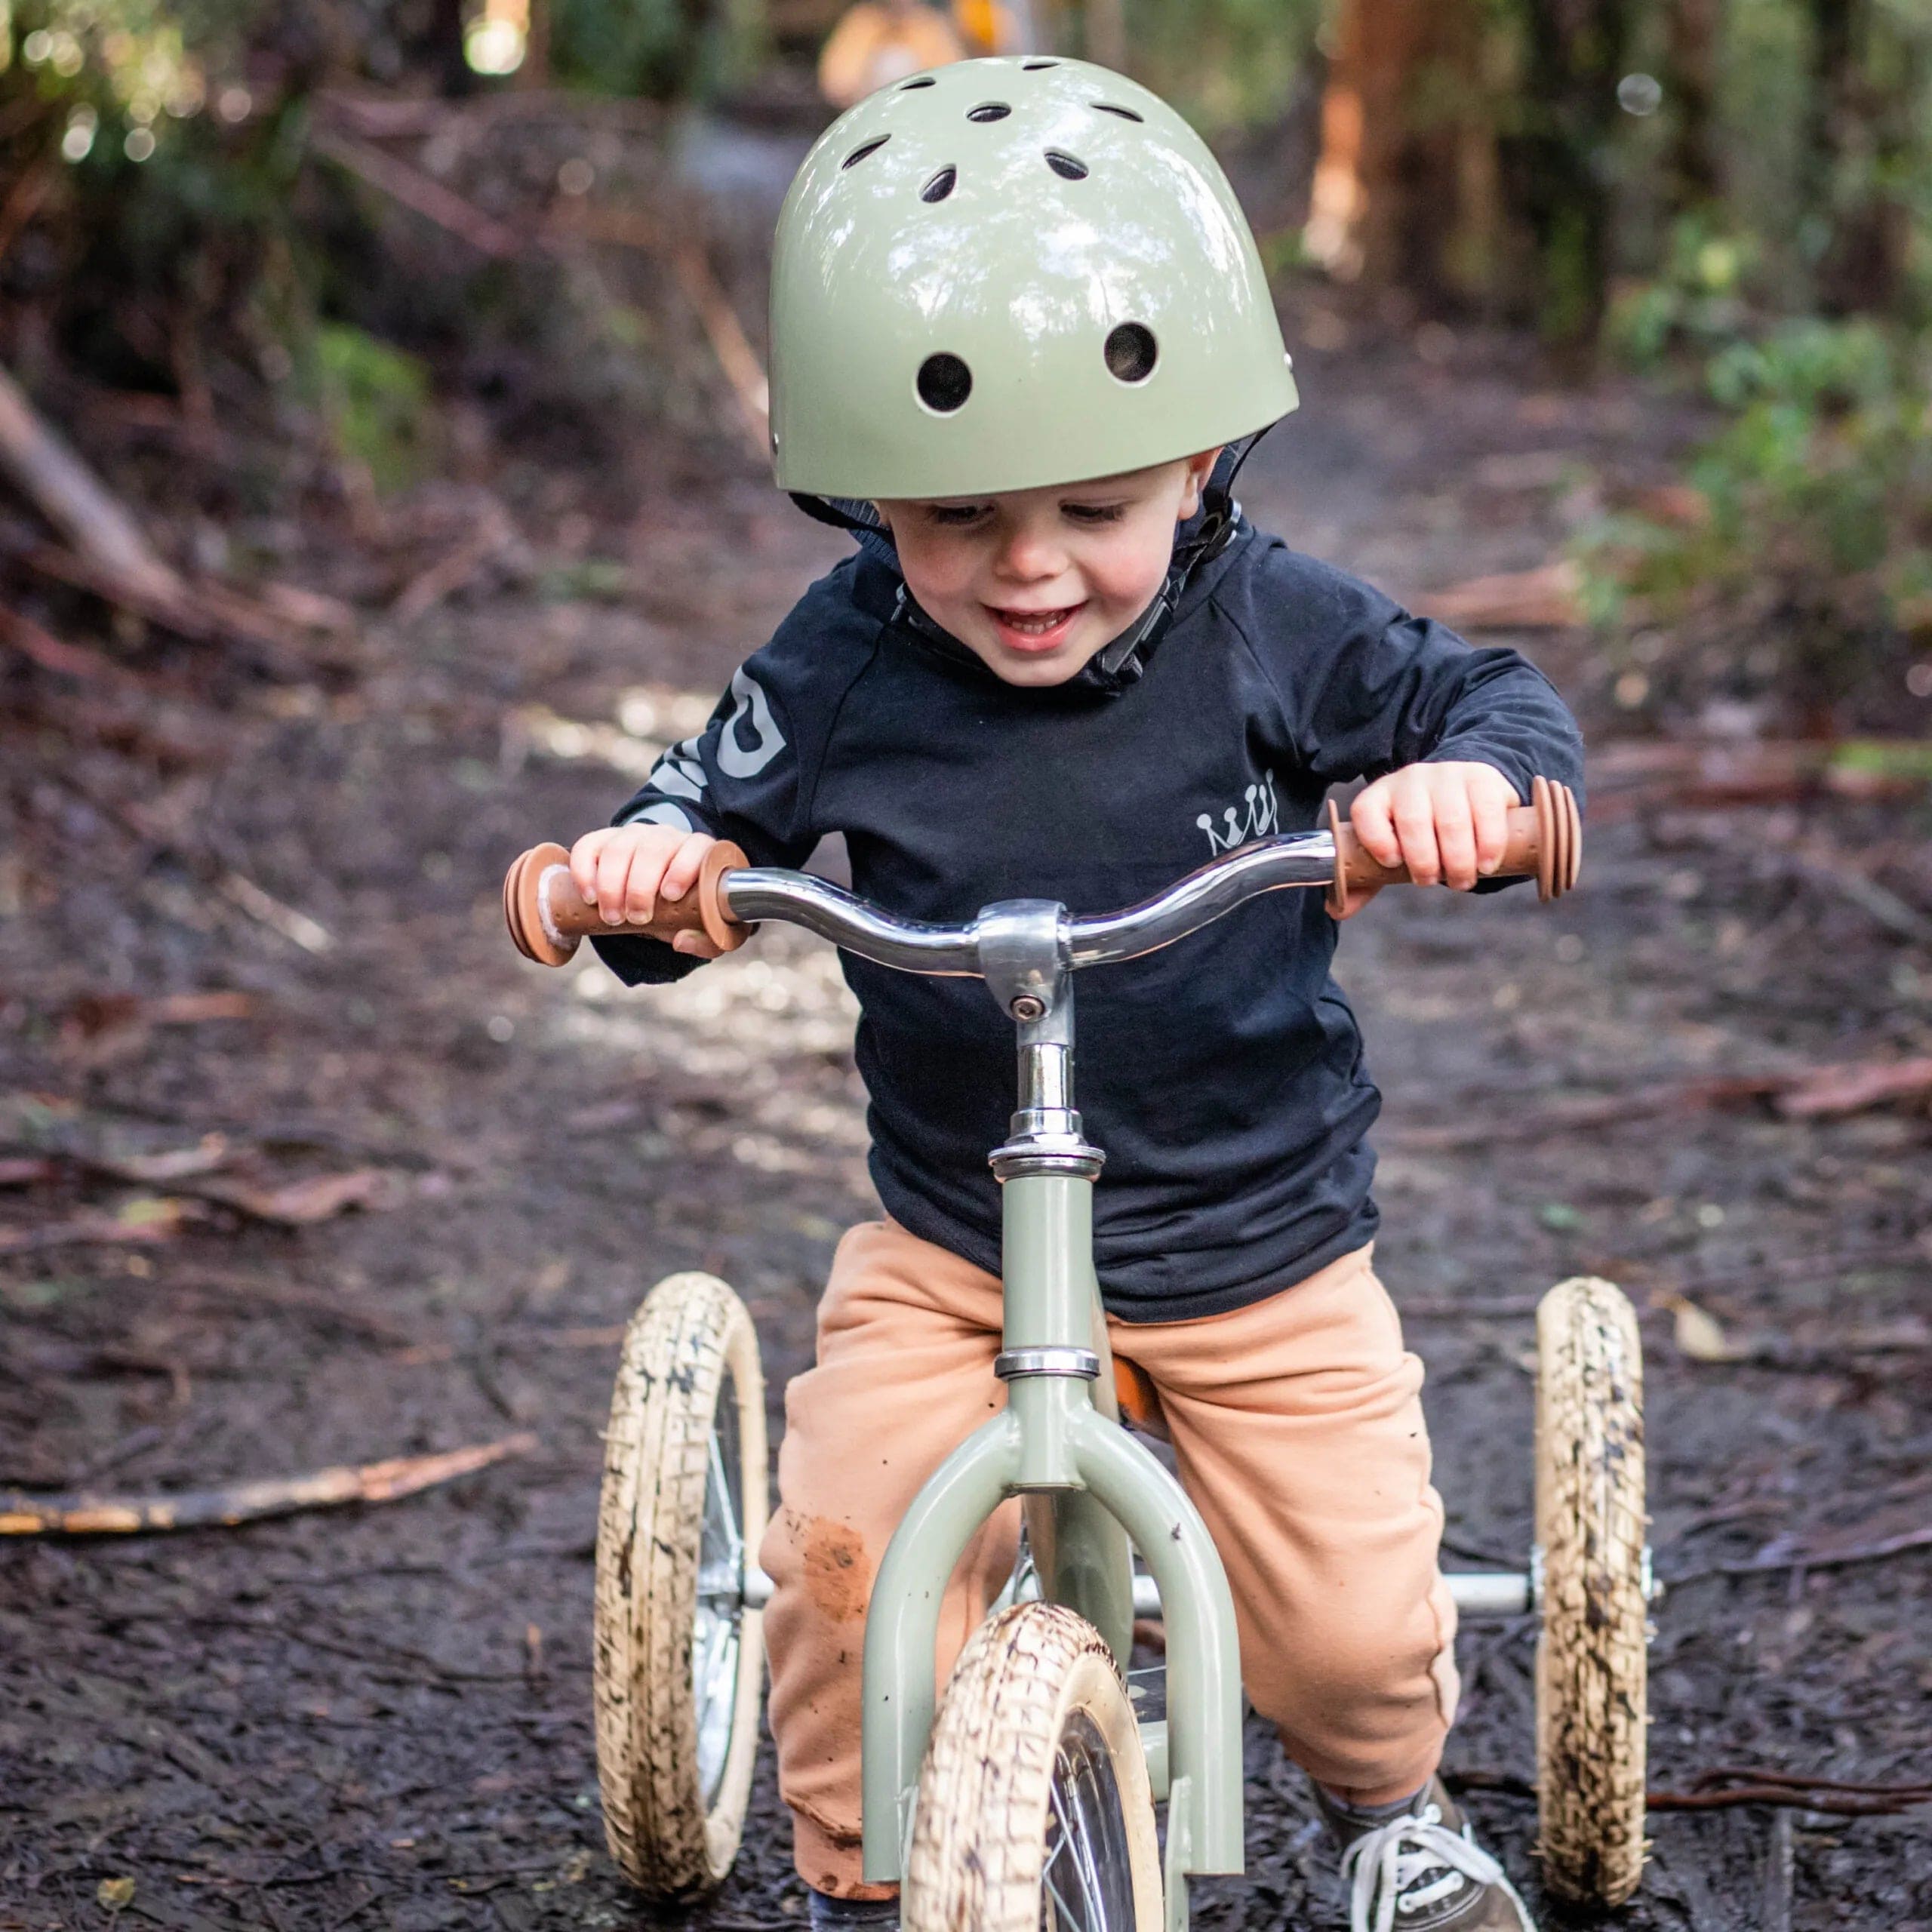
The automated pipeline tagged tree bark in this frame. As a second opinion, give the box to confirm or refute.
[1302,0,1491,306]
[1512,0,1636,343]
[1667,0,1722,205]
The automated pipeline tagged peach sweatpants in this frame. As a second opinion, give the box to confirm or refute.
[757,1218,1460,1897]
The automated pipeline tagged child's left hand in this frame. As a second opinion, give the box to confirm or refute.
[1340,761,1520,919]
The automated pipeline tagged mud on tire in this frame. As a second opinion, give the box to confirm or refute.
[1534,1275,1648,1908]
[904,1601,1161,1932]
[594,1272,769,1896]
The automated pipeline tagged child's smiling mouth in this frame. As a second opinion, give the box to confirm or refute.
[985,602,1087,652]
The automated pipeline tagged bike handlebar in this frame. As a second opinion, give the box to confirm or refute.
[505,777,1580,976]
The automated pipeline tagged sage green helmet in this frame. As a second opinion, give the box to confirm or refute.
[769,56,1298,500]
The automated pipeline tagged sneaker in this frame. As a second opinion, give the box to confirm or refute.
[807,1887,900,1932]
[1317,1777,1535,1932]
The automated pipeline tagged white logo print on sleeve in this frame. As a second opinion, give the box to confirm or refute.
[1195,771,1280,855]
[716,667,788,777]
[621,666,790,835]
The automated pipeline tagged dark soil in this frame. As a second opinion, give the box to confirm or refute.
[3,329,1930,1931]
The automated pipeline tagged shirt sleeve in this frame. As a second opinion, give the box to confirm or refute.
[591,558,867,986]
[1239,543,1585,811]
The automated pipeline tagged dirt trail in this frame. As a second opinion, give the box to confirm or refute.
[2,336,1929,1930]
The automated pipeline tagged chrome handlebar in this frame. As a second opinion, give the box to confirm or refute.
[721,829,1341,980]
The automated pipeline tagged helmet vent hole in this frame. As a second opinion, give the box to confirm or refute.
[1093,103,1144,122]
[898,75,937,89]
[916,353,973,414]
[1104,323,1158,383]
[1044,149,1088,180]
[843,134,891,169]
[967,102,1011,123]
[920,165,958,203]
[1022,60,1059,70]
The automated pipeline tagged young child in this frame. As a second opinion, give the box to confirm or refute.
[577,58,1580,1932]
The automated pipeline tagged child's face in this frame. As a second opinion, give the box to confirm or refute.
[874,449,1223,688]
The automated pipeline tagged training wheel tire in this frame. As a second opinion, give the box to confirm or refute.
[904,1601,1161,1932]
[594,1272,769,1897]
[1534,1276,1648,1908]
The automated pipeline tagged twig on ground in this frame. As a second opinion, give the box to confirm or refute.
[1696,1520,1932,1582]
[1412,560,1583,631]
[0,601,117,679]
[309,122,525,258]
[0,1432,536,1535]
[0,361,184,605]
[1447,1764,1932,1814]
[1385,1050,1932,1151]
[668,243,771,455]
[389,499,515,622]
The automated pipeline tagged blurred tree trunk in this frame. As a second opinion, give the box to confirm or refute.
[430,0,475,94]
[1806,0,1915,315]
[1514,0,1635,344]
[521,0,552,85]
[1667,0,1721,204]
[1086,0,1126,71]
[1302,0,1494,309]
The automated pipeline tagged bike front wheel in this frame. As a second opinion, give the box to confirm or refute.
[904,1601,1161,1932]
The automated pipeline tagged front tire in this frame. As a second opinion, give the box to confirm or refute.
[594,1272,769,1897]
[904,1601,1161,1932]
[1534,1275,1648,1908]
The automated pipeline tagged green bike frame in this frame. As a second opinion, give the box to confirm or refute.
[856,901,1245,1927]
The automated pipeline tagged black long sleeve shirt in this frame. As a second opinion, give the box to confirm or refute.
[593,515,1583,1321]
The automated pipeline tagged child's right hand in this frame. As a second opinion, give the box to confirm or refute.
[569,824,724,958]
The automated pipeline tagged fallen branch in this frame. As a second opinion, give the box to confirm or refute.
[1447,1764,1932,1816]
[1706,1520,1932,1581]
[0,361,183,606]
[0,1432,536,1535]
[1383,1075,1786,1151]
[0,601,116,680]
[1412,559,1583,631]
[1385,1052,1932,1152]
[309,122,525,259]
[389,499,516,622]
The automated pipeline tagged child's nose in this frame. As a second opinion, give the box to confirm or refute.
[995,521,1066,581]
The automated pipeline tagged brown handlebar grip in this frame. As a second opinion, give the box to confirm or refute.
[1325,776,1580,917]
[504,839,749,967]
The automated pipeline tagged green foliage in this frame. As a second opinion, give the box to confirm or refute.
[1606,213,1758,366]
[1121,0,1322,134]
[312,321,438,494]
[1583,315,1932,716]
[549,0,764,102]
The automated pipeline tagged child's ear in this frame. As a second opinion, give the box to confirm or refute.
[1177,447,1224,521]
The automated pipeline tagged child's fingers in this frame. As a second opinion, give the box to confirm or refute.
[592,840,651,924]
[658,833,715,905]
[1390,774,1442,886]
[1333,881,1383,921]
[1472,777,1514,875]
[569,829,614,902]
[1349,783,1404,870]
[672,929,723,958]
[1432,780,1480,891]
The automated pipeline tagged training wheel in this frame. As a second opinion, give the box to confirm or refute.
[1533,1276,1649,1908]
[594,1272,770,1896]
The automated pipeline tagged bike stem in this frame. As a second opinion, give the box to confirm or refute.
[855,901,1245,1896]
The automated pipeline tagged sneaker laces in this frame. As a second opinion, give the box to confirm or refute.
[1340,1801,1504,1932]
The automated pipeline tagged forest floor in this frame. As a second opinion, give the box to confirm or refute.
[2,324,1930,1931]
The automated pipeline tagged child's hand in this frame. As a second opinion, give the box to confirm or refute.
[569,824,724,958]
[1341,761,1519,919]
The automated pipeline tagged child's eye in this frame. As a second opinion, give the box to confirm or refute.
[1063,503,1127,524]
[927,503,989,528]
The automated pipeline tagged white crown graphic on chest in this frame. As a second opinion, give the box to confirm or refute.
[1195,772,1281,856]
